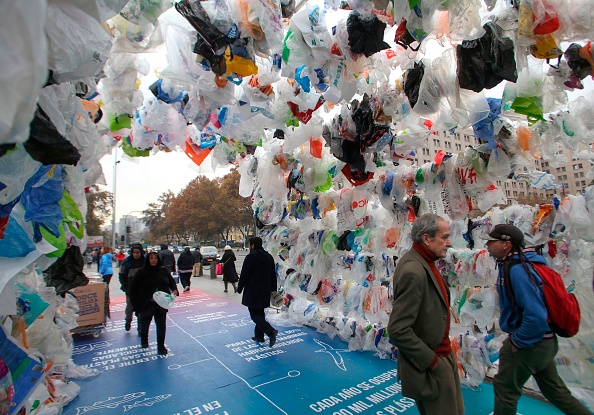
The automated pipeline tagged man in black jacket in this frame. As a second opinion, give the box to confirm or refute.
[191,246,203,277]
[159,244,176,274]
[237,237,278,347]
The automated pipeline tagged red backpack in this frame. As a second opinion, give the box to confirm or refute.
[510,261,581,338]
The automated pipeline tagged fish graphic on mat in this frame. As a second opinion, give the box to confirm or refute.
[75,392,145,415]
[123,394,172,411]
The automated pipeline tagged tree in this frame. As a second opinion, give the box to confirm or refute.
[142,191,176,243]
[217,169,254,242]
[86,185,112,236]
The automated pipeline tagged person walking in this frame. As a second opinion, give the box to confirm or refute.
[85,251,94,269]
[128,251,179,355]
[119,244,145,333]
[115,249,126,268]
[177,246,195,292]
[99,246,114,286]
[221,245,239,293]
[483,224,590,415]
[192,246,203,277]
[159,244,176,274]
[387,213,463,415]
[237,237,278,347]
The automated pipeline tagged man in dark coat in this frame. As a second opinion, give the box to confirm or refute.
[159,244,176,274]
[237,237,278,347]
[177,246,195,292]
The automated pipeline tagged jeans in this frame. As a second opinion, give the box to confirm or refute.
[494,336,590,415]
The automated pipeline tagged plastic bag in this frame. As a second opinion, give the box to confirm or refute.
[24,107,81,166]
[45,2,111,83]
[153,290,176,309]
[457,22,517,93]
[346,11,390,57]
[0,0,48,146]
[175,0,234,76]
[43,246,89,296]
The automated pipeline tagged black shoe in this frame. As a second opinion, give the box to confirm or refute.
[125,322,131,331]
[269,330,278,347]
[141,342,149,348]
[157,347,168,355]
[252,336,265,343]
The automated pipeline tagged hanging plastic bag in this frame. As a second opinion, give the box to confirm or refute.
[457,22,517,93]
[175,0,234,76]
[45,2,111,83]
[346,11,390,57]
[0,0,48,146]
[24,107,81,166]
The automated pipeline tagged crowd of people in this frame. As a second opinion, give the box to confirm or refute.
[81,227,586,414]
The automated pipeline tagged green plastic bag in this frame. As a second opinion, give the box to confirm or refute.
[121,137,151,158]
[510,96,545,125]
[61,190,84,239]
[41,222,67,258]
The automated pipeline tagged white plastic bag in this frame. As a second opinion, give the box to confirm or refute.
[153,291,176,309]
[0,0,48,145]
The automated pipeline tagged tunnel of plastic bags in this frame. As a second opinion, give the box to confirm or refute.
[1,0,594,413]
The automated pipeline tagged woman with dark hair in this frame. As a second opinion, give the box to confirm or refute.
[221,245,239,293]
[128,252,179,355]
[99,246,114,285]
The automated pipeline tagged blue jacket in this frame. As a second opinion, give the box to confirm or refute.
[496,251,551,348]
[99,253,114,277]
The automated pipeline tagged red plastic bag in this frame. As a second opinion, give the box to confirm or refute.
[216,263,223,275]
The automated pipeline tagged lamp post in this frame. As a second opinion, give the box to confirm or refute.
[111,148,120,249]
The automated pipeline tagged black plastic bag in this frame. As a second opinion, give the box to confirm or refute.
[347,11,390,57]
[457,22,517,92]
[175,0,233,76]
[564,43,592,80]
[44,246,89,296]
[404,61,425,109]
[24,106,81,166]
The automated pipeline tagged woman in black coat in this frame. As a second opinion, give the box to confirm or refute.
[221,245,239,293]
[128,252,178,355]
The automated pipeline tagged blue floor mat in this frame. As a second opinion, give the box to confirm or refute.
[64,289,563,415]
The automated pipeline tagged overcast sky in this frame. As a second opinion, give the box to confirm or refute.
[98,148,231,226]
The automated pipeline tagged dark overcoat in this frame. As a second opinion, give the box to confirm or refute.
[237,248,277,308]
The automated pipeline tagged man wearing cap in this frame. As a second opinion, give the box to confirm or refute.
[483,224,589,415]
[387,213,464,415]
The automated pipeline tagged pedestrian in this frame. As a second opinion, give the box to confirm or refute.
[192,246,203,277]
[387,213,463,415]
[483,224,590,415]
[95,248,101,272]
[159,244,176,274]
[128,251,179,355]
[221,245,239,293]
[85,251,94,269]
[99,246,114,287]
[119,244,145,333]
[237,237,278,347]
[177,246,195,292]
[115,249,126,268]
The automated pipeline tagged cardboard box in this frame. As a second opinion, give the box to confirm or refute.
[72,282,106,326]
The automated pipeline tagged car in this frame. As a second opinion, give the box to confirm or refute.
[200,246,219,266]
